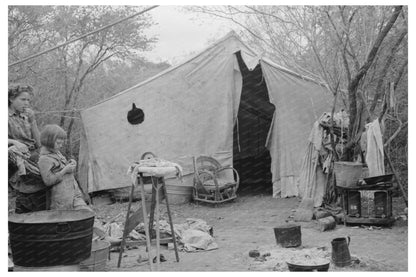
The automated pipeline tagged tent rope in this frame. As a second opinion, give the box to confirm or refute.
[34,109,82,114]
[9,5,159,67]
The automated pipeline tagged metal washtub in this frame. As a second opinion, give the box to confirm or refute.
[9,210,95,267]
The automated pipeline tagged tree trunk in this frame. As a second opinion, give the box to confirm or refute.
[346,6,403,159]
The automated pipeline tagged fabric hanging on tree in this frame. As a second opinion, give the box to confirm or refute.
[298,121,326,207]
[365,119,385,177]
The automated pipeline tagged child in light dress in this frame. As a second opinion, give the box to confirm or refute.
[37,124,92,211]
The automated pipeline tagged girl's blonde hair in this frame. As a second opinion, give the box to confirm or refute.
[40,124,67,149]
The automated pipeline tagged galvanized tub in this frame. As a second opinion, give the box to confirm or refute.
[9,210,95,267]
[334,162,363,187]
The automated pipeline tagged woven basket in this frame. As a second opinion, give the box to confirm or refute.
[334,162,363,187]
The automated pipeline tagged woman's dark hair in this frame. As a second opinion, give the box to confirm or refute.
[40,124,67,149]
[8,83,34,106]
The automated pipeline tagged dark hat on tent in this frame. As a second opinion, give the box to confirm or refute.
[127,103,144,125]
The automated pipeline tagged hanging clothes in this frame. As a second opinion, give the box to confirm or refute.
[365,119,385,177]
[298,121,326,207]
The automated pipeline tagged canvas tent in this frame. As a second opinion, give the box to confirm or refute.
[78,31,332,198]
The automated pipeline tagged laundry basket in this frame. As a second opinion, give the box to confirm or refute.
[334,162,363,187]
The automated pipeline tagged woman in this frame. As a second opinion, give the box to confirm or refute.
[8,83,49,213]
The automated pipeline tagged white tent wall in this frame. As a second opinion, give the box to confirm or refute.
[261,60,332,198]
[79,31,333,198]
[79,34,248,192]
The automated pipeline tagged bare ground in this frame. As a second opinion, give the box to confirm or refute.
[100,194,408,272]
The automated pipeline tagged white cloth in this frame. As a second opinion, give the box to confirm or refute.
[181,229,218,252]
[8,145,30,175]
[138,218,217,252]
[174,218,217,252]
[127,158,183,183]
[298,121,326,207]
[365,119,385,176]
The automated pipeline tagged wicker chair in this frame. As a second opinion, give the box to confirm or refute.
[192,156,240,205]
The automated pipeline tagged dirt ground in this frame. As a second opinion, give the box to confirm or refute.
[96,193,408,272]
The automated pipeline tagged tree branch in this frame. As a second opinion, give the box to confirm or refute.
[326,9,351,83]
[348,6,402,94]
[369,28,407,114]
[347,5,402,143]
[384,120,407,147]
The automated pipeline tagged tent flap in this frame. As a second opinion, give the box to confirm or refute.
[261,60,332,198]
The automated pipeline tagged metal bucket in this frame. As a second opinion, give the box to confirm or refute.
[331,237,351,267]
[165,184,193,204]
[79,240,110,271]
[273,224,302,248]
[9,210,95,267]
[334,162,363,187]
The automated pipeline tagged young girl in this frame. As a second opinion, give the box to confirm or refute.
[38,124,92,211]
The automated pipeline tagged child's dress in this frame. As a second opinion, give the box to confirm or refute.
[38,147,91,211]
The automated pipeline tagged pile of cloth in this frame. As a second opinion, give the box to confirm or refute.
[127,157,183,182]
[298,111,349,207]
[136,218,218,252]
[298,111,385,207]
[94,216,217,253]
[318,111,350,168]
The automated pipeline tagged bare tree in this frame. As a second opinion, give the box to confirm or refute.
[9,6,158,156]
[187,5,407,160]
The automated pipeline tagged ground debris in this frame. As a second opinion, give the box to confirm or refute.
[248,245,395,271]
[249,246,330,271]
[249,250,260,258]
[152,254,167,263]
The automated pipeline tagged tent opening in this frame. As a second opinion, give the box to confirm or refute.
[233,51,276,196]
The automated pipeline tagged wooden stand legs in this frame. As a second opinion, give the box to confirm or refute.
[148,177,180,266]
[117,175,179,271]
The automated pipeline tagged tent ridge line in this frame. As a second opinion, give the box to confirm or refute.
[82,30,329,113]
[82,31,242,112]
[260,58,328,89]
[185,46,226,80]
[231,33,329,90]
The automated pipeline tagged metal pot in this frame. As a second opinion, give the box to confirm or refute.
[287,261,330,271]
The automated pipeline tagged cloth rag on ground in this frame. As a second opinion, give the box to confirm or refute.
[93,219,144,242]
[171,218,218,252]
[136,218,217,252]
[365,119,385,177]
